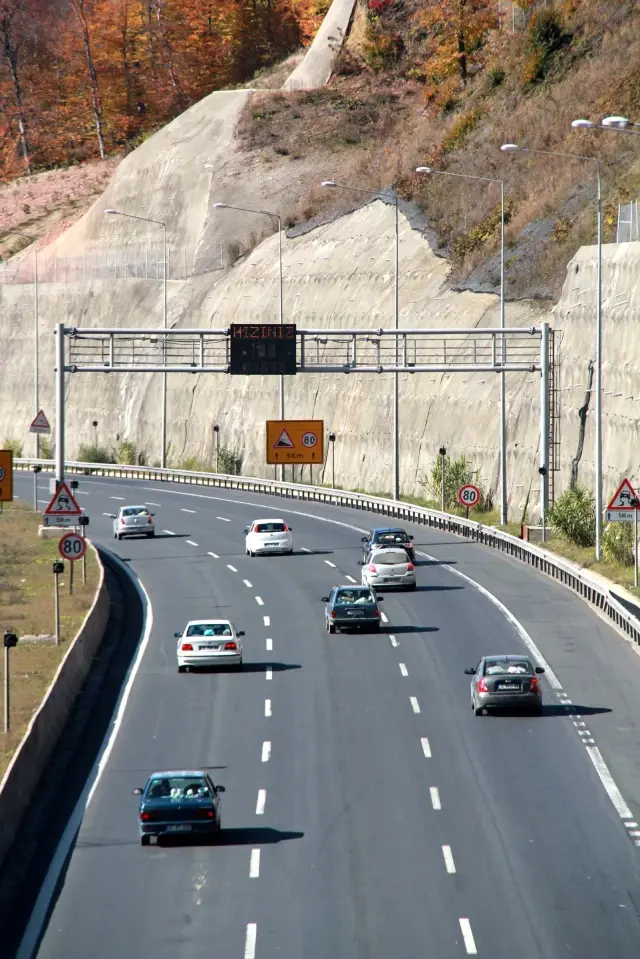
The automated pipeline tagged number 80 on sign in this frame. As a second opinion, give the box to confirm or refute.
[58,532,86,562]
[457,484,481,509]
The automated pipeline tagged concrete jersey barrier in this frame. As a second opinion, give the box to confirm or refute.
[0,542,110,872]
[15,458,640,652]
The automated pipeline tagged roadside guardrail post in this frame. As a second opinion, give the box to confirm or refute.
[52,561,64,645]
[3,630,18,734]
[32,463,42,511]
[79,514,90,585]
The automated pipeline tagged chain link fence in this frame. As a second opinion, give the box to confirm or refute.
[617,201,639,243]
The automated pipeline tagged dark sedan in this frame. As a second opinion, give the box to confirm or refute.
[322,585,384,633]
[133,770,225,845]
[361,528,415,563]
[465,655,545,715]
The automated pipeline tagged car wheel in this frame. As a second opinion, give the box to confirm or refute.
[237,659,244,670]
[328,622,336,634]
[178,665,186,673]
[407,583,417,591]
[531,703,543,716]
[140,834,151,846]
[372,623,381,632]
[147,531,155,538]
[474,704,485,716]
[287,548,293,555]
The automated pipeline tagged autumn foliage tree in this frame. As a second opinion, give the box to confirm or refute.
[0,0,307,181]
[417,0,497,101]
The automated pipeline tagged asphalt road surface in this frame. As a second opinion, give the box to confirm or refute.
[9,472,640,958]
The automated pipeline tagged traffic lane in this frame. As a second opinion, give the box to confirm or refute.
[385,577,640,957]
[32,523,274,959]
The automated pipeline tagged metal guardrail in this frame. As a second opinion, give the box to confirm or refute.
[15,457,640,649]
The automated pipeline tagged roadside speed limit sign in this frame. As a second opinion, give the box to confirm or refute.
[457,484,480,509]
[58,532,86,562]
[302,431,317,447]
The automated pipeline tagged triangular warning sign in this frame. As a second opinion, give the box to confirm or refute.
[44,481,82,516]
[607,477,638,510]
[30,409,51,433]
[274,429,295,449]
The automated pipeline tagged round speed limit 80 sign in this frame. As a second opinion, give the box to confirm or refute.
[457,484,481,509]
[58,532,86,562]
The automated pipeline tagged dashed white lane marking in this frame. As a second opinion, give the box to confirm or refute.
[162,529,176,536]
[145,502,162,507]
[345,575,357,583]
[300,547,311,552]
[624,821,638,828]
[181,508,197,513]
[399,663,408,677]
[243,579,253,588]
[430,787,441,810]
[76,491,89,495]
[265,638,273,651]
[244,923,257,959]
[266,668,273,681]
[186,540,198,547]
[110,496,125,501]
[459,918,477,955]
[389,635,398,647]
[38,499,50,505]
[324,560,336,568]
[442,845,456,874]
[421,737,432,758]
[256,790,266,815]
[102,511,112,517]
[261,741,271,762]
[265,699,272,717]
[263,615,270,627]
[381,612,389,623]
[227,564,238,572]
[410,696,420,714]
[249,848,261,878]
[586,746,634,819]
[216,516,231,522]
[256,596,264,606]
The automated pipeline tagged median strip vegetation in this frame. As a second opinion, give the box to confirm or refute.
[0,504,99,782]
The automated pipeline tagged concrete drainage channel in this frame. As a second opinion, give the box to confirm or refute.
[0,546,147,959]
[16,458,640,651]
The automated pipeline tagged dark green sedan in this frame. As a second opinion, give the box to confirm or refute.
[322,585,384,633]
[133,770,225,845]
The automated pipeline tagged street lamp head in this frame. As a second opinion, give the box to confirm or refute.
[500,143,519,152]
[213,202,228,209]
[571,119,594,129]
[415,166,433,174]
[321,180,337,188]
[602,115,630,128]
[104,208,119,215]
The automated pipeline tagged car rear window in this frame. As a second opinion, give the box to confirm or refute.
[255,522,286,533]
[187,623,233,637]
[373,550,409,565]
[376,532,409,544]
[123,507,149,517]
[484,660,531,675]
[147,776,211,799]
[335,589,374,605]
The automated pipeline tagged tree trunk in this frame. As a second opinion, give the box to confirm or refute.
[1,11,31,173]
[69,0,105,158]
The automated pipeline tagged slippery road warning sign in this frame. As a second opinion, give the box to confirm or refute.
[266,420,324,465]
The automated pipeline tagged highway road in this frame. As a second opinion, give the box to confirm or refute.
[9,471,640,958]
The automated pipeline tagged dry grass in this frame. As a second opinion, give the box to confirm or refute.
[0,503,100,781]
[536,534,640,600]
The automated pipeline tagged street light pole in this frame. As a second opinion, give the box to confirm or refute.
[321,180,401,500]
[416,167,507,524]
[214,202,285,478]
[105,209,168,467]
[501,143,602,557]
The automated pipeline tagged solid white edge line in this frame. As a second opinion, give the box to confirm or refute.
[265,638,273,651]
[410,696,420,713]
[442,845,456,874]
[256,596,264,606]
[261,741,271,762]
[208,551,219,559]
[256,789,266,815]
[244,923,257,959]
[265,668,273,681]
[249,848,261,878]
[421,737,432,758]
[265,699,272,717]
[430,786,441,810]
[459,918,478,955]
[399,663,408,677]
[15,549,154,959]
[586,745,634,819]
[263,615,270,627]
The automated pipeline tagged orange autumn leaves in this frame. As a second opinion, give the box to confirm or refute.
[0,0,316,181]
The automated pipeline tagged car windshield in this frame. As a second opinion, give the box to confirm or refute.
[255,522,286,533]
[335,589,374,605]
[373,551,409,565]
[484,660,531,675]
[375,532,409,544]
[186,623,233,637]
[123,507,149,517]
[146,776,211,799]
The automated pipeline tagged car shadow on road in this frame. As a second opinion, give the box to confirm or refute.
[241,662,302,673]
[485,704,612,717]
[152,532,193,539]
[412,585,464,593]
[217,827,304,846]
[415,558,458,567]
[388,625,440,635]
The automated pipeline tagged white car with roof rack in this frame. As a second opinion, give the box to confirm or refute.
[176,619,244,672]
[244,518,293,556]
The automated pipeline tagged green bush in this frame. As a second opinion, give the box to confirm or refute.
[442,108,484,155]
[3,439,23,457]
[39,438,53,459]
[602,521,635,567]
[77,443,116,464]
[218,446,242,475]
[424,454,485,511]
[522,8,568,85]
[548,485,595,547]
[117,441,146,466]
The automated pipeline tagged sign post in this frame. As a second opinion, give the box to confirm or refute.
[43,480,83,527]
[78,515,90,585]
[59,532,87,597]
[52,561,64,645]
[266,420,324,467]
[457,483,481,519]
[3,631,18,734]
[0,450,14,510]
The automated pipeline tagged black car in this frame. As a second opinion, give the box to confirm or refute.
[133,769,225,845]
[361,528,415,563]
[322,585,384,633]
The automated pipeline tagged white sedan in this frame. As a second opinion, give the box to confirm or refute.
[244,518,293,556]
[360,547,417,590]
[111,504,155,539]
[176,620,244,672]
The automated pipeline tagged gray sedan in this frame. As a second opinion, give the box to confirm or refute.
[465,655,545,715]
[111,505,156,540]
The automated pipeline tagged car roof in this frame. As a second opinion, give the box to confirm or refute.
[373,527,407,534]
[121,504,148,510]
[370,546,410,555]
[252,518,285,523]
[484,654,532,663]
[185,619,232,626]
[333,584,372,591]
[148,770,208,778]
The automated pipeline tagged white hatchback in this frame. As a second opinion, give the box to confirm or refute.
[244,518,293,556]
[176,620,244,672]
[360,547,417,591]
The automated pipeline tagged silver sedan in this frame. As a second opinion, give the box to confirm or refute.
[360,547,416,590]
[465,655,545,715]
[111,505,156,540]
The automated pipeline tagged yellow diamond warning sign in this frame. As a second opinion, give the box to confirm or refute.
[266,420,324,465]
